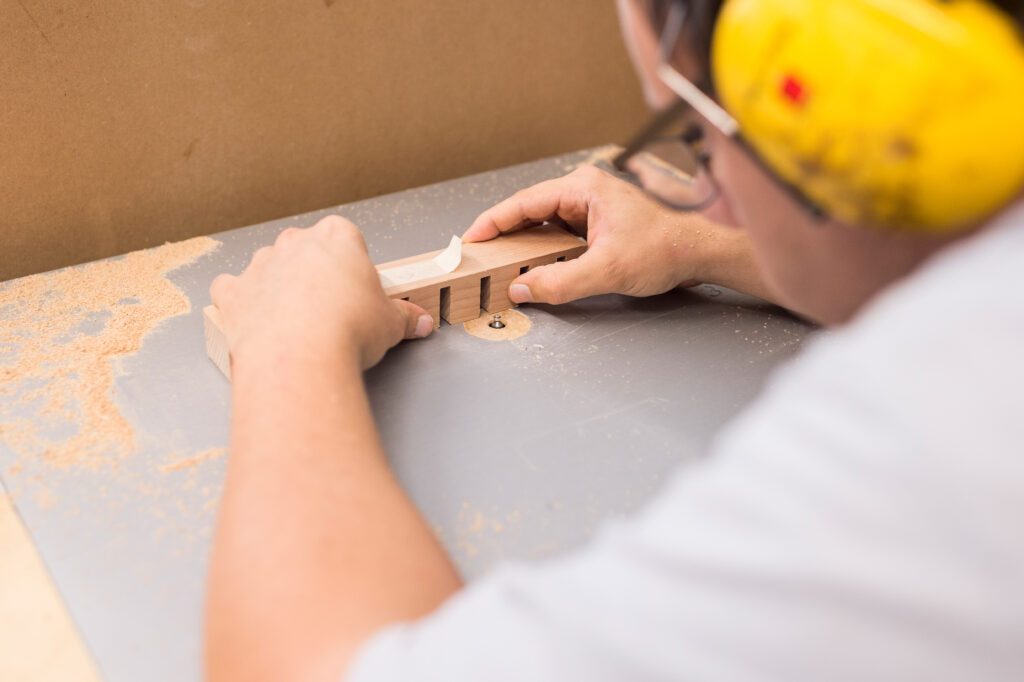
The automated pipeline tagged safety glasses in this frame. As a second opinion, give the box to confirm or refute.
[614,0,824,218]
[613,2,735,211]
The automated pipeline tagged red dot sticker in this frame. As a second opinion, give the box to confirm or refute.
[780,74,808,106]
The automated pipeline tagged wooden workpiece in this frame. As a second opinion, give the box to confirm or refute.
[204,224,587,379]
[0,493,102,682]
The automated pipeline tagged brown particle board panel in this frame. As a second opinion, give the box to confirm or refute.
[204,225,586,379]
[0,1,647,281]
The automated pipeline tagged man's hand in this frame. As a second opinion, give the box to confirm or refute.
[463,166,771,305]
[210,215,433,372]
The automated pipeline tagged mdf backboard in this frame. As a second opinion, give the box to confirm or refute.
[0,0,647,281]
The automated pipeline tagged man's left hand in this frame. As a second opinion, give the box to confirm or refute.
[210,215,434,372]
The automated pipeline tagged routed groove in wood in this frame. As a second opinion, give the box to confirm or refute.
[203,224,587,379]
[479,276,491,311]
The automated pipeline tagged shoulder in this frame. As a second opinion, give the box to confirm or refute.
[705,213,1024,537]
[801,215,1024,438]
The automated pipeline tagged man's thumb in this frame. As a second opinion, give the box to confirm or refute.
[508,255,609,305]
[392,299,434,339]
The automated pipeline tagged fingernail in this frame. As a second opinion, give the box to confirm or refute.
[509,283,533,303]
[414,315,433,338]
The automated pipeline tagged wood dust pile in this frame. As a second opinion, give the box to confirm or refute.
[0,236,220,471]
[570,144,623,171]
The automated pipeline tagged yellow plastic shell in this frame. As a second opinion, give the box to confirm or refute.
[712,0,1024,232]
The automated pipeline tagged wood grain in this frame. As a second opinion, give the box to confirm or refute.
[203,225,586,379]
[0,493,102,682]
[204,305,231,380]
[378,224,587,323]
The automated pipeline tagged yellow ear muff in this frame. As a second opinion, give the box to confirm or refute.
[712,0,1024,232]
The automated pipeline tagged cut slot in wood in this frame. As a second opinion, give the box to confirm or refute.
[204,224,586,379]
[479,276,491,311]
[439,286,452,322]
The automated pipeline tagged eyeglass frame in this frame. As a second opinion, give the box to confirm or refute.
[613,1,826,219]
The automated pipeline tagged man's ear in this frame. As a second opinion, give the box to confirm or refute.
[615,0,678,110]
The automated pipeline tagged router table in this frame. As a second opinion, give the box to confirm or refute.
[0,148,816,682]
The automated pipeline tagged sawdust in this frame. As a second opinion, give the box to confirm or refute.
[31,487,58,511]
[0,236,220,471]
[158,447,227,474]
[453,501,518,562]
[463,308,531,341]
[570,144,624,171]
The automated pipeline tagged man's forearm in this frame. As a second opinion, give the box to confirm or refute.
[701,228,780,304]
[690,195,776,301]
[205,343,462,682]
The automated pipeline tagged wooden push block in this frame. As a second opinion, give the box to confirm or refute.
[378,223,586,324]
[482,265,520,313]
[203,224,586,379]
[204,305,231,379]
[441,283,482,325]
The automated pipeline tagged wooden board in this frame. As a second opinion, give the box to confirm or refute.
[0,493,102,682]
[204,225,586,379]
[204,305,231,380]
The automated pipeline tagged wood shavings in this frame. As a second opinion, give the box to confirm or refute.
[570,144,624,171]
[453,502,520,563]
[0,236,220,471]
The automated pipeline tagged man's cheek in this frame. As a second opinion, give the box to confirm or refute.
[706,145,744,226]
[702,191,740,228]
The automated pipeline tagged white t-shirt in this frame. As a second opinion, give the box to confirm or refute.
[347,205,1024,682]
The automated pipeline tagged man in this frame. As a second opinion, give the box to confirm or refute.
[205,1,1024,680]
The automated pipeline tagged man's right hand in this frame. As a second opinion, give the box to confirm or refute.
[462,165,758,305]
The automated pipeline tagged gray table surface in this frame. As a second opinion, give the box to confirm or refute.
[0,148,815,682]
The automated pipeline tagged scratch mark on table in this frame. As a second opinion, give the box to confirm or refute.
[586,309,680,347]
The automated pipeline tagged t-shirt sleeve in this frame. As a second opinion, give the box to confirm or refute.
[345,303,1024,682]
